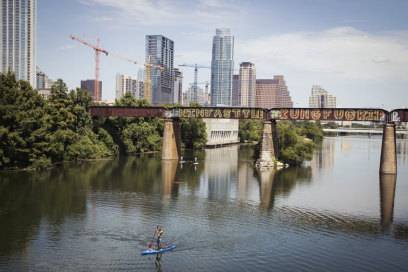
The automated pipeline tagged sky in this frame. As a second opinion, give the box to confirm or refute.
[38,0,408,109]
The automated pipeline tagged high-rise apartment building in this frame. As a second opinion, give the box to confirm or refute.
[173,68,182,104]
[81,79,102,101]
[232,74,240,106]
[145,35,174,105]
[115,74,141,99]
[255,75,293,108]
[309,85,336,108]
[211,28,234,106]
[183,84,210,106]
[36,67,51,89]
[0,0,36,87]
[239,62,256,107]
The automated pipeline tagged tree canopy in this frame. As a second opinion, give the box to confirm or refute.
[0,73,116,169]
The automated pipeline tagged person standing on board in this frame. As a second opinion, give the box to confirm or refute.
[154,225,164,249]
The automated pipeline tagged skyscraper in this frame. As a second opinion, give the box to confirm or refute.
[211,28,234,106]
[309,85,336,108]
[173,68,182,104]
[239,62,256,107]
[145,35,174,105]
[232,74,240,106]
[115,74,141,99]
[81,79,102,101]
[0,0,37,87]
[255,75,293,108]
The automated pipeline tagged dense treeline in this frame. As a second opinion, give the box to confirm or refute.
[0,73,207,170]
[239,119,323,166]
[0,73,117,169]
[1,72,322,170]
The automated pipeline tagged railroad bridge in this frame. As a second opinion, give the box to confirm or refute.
[89,106,408,175]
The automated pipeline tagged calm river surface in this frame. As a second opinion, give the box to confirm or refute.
[1,136,408,271]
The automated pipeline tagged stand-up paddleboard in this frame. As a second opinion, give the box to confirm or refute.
[141,244,176,255]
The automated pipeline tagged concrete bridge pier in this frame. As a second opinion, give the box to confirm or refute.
[162,118,181,160]
[380,123,397,175]
[256,120,278,168]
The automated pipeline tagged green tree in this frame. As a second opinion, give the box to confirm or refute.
[100,92,163,154]
[276,121,316,166]
[0,73,117,169]
[181,118,207,149]
[239,120,263,143]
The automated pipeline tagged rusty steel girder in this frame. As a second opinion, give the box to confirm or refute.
[89,106,407,123]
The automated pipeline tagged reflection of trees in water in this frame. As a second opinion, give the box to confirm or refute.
[0,160,110,255]
[87,156,162,194]
[254,167,312,210]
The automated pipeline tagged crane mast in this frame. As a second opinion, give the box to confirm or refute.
[70,35,108,102]
[179,64,210,104]
[71,35,162,104]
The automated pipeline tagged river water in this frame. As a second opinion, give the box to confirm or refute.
[0,136,407,271]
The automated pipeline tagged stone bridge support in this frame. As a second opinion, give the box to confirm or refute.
[380,123,397,175]
[162,118,181,160]
[256,120,279,168]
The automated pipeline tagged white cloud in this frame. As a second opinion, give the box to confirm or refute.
[80,0,243,26]
[238,27,408,81]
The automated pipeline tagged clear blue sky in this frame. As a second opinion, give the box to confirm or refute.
[38,0,408,108]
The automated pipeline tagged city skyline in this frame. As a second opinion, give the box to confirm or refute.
[35,0,408,108]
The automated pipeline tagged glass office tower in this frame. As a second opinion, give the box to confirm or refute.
[211,28,234,106]
[0,0,36,87]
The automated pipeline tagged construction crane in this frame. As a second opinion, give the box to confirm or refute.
[178,64,210,103]
[70,35,108,102]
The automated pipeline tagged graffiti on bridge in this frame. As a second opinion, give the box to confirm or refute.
[390,109,408,122]
[89,106,407,122]
[176,108,266,120]
[270,108,387,122]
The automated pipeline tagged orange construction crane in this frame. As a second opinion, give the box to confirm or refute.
[71,35,164,103]
[70,35,108,102]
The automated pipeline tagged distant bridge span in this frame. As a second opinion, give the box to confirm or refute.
[89,106,408,175]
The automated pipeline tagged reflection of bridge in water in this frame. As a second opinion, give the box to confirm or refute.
[160,145,403,237]
[90,106,408,175]
[323,128,408,136]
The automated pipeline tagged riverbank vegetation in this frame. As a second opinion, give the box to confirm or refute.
[0,73,207,170]
[1,72,322,170]
[239,119,323,166]
[0,73,117,169]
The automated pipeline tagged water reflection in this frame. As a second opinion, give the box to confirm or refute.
[256,169,275,209]
[161,160,178,198]
[312,137,335,169]
[254,167,313,209]
[379,174,397,231]
[1,138,408,269]
[205,145,238,201]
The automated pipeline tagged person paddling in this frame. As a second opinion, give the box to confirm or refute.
[153,225,164,250]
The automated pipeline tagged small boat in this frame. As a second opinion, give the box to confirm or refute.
[141,244,176,255]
